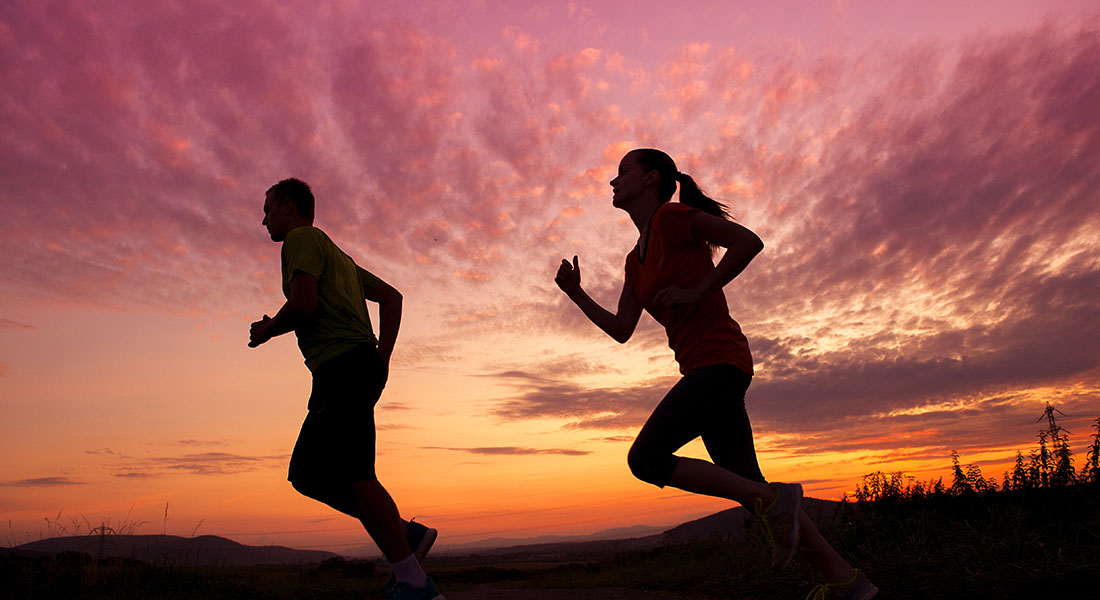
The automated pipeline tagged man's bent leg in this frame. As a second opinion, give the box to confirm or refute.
[353,479,432,592]
[292,479,426,553]
[352,479,413,563]
[291,479,358,517]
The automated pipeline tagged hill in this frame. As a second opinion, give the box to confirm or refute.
[662,496,838,544]
[8,534,338,566]
[425,497,840,563]
[343,523,671,558]
[4,498,841,566]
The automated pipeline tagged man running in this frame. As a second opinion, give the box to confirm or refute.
[249,178,443,600]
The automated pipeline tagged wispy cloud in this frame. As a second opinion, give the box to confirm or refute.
[424,446,590,456]
[483,354,624,380]
[376,424,415,431]
[113,472,157,479]
[177,439,229,448]
[84,448,128,458]
[0,318,36,330]
[0,477,86,487]
[491,369,678,431]
[112,452,287,477]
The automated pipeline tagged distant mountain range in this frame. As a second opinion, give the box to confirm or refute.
[424,497,840,562]
[4,498,839,565]
[7,534,338,566]
[341,523,673,558]
[342,497,840,560]
[662,497,838,545]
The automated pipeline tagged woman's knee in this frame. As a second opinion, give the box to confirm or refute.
[627,444,675,487]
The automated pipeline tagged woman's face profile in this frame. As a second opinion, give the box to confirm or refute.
[610,153,648,209]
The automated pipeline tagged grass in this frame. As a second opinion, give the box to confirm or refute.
[510,483,1100,599]
[5,484,1097,599]
[8,407,1097,598]
[1,554,383,600]
[827,486,1100,599]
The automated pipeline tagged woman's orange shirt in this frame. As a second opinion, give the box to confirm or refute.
[625,202,754,375]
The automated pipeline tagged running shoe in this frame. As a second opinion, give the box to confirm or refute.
[384,575,445,600]
[754,482,802,570]
[805,569,878,600]
[407,519,438,562]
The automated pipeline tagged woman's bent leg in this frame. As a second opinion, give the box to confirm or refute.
[798,511,856,582]
[666,456,775,506]
[629,365,774,506]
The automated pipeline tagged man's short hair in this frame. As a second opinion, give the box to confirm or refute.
[266,178,315,221]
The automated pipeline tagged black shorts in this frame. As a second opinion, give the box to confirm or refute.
[287,344,385,484]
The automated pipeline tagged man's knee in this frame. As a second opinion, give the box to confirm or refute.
[291,479,324,501]
[293,479,348,509]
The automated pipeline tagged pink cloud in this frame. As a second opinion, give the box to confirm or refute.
[478,18,1100,461]
[1,2,566,309]
[453,269,492,283]
[2,0,1096,468]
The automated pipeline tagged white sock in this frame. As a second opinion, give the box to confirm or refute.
[391,553,427,587]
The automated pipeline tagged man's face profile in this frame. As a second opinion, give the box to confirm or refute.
[262,192,292,242]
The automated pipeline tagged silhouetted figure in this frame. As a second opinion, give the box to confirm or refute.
[555,149,877,599]
[250,178,443,600]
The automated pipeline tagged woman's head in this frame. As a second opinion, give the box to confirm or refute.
[616,148,730,220]
[626,148,679,203]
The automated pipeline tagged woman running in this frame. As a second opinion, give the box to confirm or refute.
[554,148,877,599]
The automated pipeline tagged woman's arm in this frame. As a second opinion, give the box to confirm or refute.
[556,255,642,343]
[653,211,764,309]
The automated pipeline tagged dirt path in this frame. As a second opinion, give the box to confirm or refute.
[444,586,691,600]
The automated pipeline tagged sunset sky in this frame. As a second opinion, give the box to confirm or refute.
[2,0,1099,554]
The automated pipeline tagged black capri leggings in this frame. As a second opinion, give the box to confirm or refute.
[627,363,766,487]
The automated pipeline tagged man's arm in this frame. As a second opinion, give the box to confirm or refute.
[363,277,402,365]
[248,272,318,347]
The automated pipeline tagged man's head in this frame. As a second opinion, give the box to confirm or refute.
[262,178,315,242]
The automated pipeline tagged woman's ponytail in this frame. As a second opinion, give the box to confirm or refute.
[628,149,732,222]
[676,171,730,221]
[629,148,733,227]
